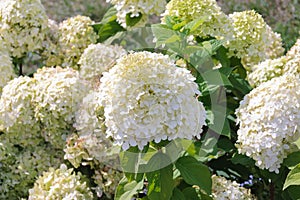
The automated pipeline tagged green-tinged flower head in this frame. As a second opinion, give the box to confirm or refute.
[99,51,206,150]
[236,74,300,173]
[33,67,89,149]
[212,175,256,199]
[226,10,283,69]
[0,138,64,199]
[247,56,287,87]
[0,0,49,58]
[0,76,42,147]
[58,15,98,69]
[107,0,166,28]
[0,40,15,94]
[162,0,233,41]
[78,43,127,83]
[28,164,94,200]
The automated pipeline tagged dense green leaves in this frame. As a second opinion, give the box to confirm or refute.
[115,177,144,200]
[175,156,212,195]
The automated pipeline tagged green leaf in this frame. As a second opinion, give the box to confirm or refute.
[170,188,186,200]
[184,17,207,34]
[182,187,200,200]
[126,13,143,27]
[231,153,255,167]
[283,151,300,169]
[286,185,300,199]
[115,176,144,200]
[175,156,211,194]
[202,69,232,86]
[284,163,300,190]
[100,7,118,24]
[215,46,230,68]
[146,152,174,200]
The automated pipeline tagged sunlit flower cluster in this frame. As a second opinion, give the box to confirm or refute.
[0,137,63,199]
[247,57,287,87]
[57,15,98,69]
[78,43,127,82]
[28,164,94,200]
[162,0,232,40]
[227,10,283,69]
[236,75,300,173]
[0,42,15,94]
[99,51,206,150]
[33,67,89,149]
[0,76,42,147]
[211,175,256,200]
[107,0,166,28]
[0,0,49,58]
[286,38,300,59]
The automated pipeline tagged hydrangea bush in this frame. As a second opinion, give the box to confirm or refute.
[1,0,300,199]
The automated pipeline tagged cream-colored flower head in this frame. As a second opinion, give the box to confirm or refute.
[28,164,93,200]
[0,0,49,58]
[0,76,42,147]
[236,75,300,173]
[247,56,287,88]
[33,67,89,149]
[212,175,256,199]
[58,15,98,69]
[0,137,64,199]
[162,0,232,41]
[65,91,116,167]
[99,51,206,150]
[226,10,282,69]
[0,41,15,94]
[78,43,127,82]
[107,0,166,28]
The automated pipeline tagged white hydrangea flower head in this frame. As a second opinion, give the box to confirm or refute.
[247,56,287,87]
[0,41,16,94]
[0,137,64,199]
[0,0,49,58]
[283,56,300,75]
[0,76,42,147]
[226,10,278,69]
[286,38,300,60]
[58,15,98,69]
[107,0,166,28]
[33,67,89,149]
[28,164,94,200]
[264,25,285,60]
[99,51,206,150]
[78,43,127,82]
[162,0,233,41]
[236,75,300,173]
[211,175,256,200]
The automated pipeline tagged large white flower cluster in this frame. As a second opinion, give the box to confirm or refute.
[0,41,15,94]
[236,75,300,173]
[99,51,206,150]
[78,43,127,82]
[34,67,89,149]
[247,57,287,87]
[57,15,98,69]
[162,0,232,41]
[28,164,94,200]
[0,76,42,147]
[226,10,283,69]
[211,175,256,200]
[0,137,64,199]
[0,0,49,58]
[107,0,166,28]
